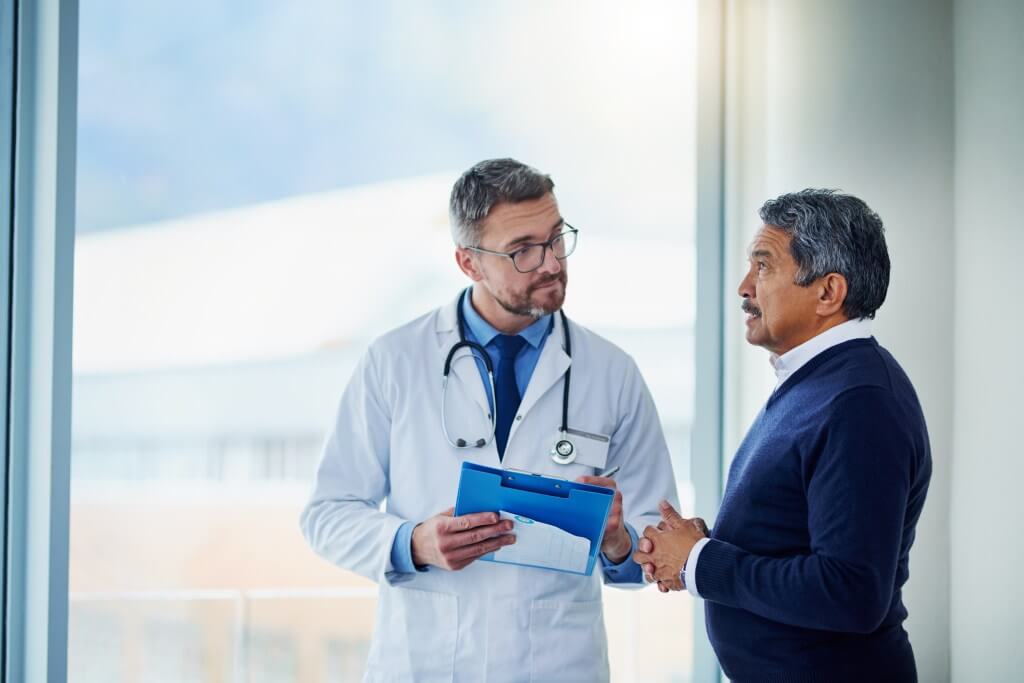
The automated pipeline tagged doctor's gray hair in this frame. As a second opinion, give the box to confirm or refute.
[759,189,890,320]
[449,158,555,247]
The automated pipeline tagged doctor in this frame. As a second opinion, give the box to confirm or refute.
[301,158,678,682]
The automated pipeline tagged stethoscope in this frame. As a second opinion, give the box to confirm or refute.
[441,289,578,465]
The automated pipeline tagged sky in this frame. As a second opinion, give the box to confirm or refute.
[75,0,697,237]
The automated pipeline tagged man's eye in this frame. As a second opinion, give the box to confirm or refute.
[757,261,767,271]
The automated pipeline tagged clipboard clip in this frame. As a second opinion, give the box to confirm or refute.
[502,466,568,487]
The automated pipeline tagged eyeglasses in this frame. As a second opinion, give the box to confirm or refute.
[465,225,579,274]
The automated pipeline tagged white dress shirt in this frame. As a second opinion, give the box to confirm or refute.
[683,318,873,597]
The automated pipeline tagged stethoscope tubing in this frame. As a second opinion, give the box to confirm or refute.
[441,288,572,451]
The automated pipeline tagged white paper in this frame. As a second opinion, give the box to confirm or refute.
[492,510,591,573]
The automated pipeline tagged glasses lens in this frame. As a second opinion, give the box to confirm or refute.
[554,229,577,259]
[512,244,544,272]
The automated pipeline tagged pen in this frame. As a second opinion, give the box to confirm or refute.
[599,465,620,478]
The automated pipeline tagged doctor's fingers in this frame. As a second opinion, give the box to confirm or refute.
[441,520,514,551]
[606,492,624,530]
[442,511,503,534]
[637,537,653,554]
[447,534,517,569]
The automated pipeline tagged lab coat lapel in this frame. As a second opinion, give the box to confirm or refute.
[515,314,571,423]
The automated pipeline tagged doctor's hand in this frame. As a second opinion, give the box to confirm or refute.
[575,475,632,564]
[632,500,707,585]
[411,508,516,572]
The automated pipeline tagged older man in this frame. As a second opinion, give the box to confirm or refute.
[635,189,932,682]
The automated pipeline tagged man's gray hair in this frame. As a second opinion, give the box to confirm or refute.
[449,158,554,247]
[759,189,890,320]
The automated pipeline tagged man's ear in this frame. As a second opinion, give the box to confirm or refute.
[455,248,484,282]
[816,272,848,317]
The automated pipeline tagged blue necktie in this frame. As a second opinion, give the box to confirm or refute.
[493,334,527,460]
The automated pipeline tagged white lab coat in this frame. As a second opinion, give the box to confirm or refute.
[301,293,679,683]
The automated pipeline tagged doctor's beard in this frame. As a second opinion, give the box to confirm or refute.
[495,271,568,319]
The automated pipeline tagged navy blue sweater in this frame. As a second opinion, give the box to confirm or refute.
[698,338,931,682]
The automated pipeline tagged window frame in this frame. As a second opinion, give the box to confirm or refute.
[0,0,15,673]
[3,1,727,680]
[4,0,79,680]
[692,1,727,681]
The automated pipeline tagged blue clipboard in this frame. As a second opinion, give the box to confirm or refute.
[453,461,614,576]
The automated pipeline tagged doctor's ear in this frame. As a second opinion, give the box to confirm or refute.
[455,248,484,282]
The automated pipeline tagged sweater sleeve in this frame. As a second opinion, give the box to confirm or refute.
[695,386,912,633]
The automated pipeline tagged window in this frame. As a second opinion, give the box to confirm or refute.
[246,629,298,683]
[69,2,705,681]
[325,639,370,682]
[141,618,204,683]
[66,608,123,683]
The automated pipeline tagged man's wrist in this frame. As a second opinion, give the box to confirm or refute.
[410,522,427,568]
[685,537,711,598]
[601,526,634,564]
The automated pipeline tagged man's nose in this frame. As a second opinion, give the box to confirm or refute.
[737,269,754,299]
[536,246,562,275]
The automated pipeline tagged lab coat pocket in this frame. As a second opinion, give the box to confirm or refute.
[368,586,458,682]
[528,599,609,683]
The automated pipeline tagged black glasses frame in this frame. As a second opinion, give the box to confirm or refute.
[465,225,579,273]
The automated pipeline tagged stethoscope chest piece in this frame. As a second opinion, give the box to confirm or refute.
[550,437,576,465]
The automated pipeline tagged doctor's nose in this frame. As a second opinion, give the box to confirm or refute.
[535,246,562,276]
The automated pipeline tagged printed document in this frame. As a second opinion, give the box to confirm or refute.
[492,510,591,573]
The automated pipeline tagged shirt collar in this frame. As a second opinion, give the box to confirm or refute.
[461,288,552,349]
[770,317,874,385]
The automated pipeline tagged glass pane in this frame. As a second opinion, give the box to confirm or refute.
[71,2,698,681]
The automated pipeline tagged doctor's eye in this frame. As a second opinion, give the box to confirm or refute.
[513,244,537,260]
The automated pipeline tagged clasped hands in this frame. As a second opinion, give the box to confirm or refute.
[632,500,709,593]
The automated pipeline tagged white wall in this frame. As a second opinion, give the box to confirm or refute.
[951,0,1024,679]
[722,2,954,680]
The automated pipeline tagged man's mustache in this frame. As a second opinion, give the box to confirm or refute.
[741,300,762,317]
[531,273,566,290]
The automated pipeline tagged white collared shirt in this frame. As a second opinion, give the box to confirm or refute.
[683,318,873,598]
[769,317,874,389]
